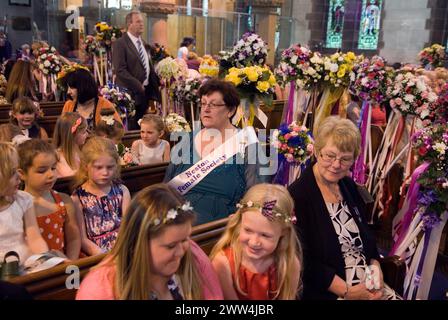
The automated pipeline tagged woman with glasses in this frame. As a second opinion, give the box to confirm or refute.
[164,79,261,225]
[288,116,397,300]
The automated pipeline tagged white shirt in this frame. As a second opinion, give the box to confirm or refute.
[127,32,150,86]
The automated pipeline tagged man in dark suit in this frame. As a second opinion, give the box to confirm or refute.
[112,11,161,129]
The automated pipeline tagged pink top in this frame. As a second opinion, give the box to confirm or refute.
[76,240,223,300]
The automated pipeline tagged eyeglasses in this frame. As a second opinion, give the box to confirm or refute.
[319,152,354,167]
[200,102,226,110]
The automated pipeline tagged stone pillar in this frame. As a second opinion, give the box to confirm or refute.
[140,0,175,46]
[290,0,313,47]
[251,0,284,66]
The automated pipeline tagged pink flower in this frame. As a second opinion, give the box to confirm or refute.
[281,144,288,151]
[395,98,403,106]
[293,126,300,132]
[284,133,291,140]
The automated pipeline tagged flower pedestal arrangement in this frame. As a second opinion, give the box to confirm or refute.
[389,125,448,300]
[100,84,136,130]
[36,46,62,101]
[272,122,314,186]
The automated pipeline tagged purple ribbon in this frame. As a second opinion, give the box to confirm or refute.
[353,100,370,184]
[389,162,430,255]
[285,83,295,124]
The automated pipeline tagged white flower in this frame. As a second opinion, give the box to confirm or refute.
[246,201,254,207]
[153,218,161,226]
[330,63,339,73]
[433,142,447,155]
[181,202,193,211]
[101,115,115,125]
[44,60,51,67]
[404,94,415,103]
[166,209,178,221]
[290,55,298,64]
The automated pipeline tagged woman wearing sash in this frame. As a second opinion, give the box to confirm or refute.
[164,79,261,225]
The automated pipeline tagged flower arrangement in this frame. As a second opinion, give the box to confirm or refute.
[199,55,219,78]
[272,122,314,164]
[228,32,268,68]
[95,22,122,49]
[431,83,448,123]
[387,72,438,120]
[155,57,187,82]
[83,35,100,56]
[322,51,357,88]
[412,125,448,221]
[56,64,90,91]
[164,113,191,133]
[36,46,62,75]
[116,143,138,167]
[418,44,446,69]
[173,77,203,104]
[349,55,391,104]
[224,66,277,105]
[99,83,136,118]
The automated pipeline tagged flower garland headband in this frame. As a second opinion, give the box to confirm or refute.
[71,117,82,134]
[151,201,194,227]
[236,199,297,224]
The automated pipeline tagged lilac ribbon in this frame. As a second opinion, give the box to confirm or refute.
[407,228,432,300]
[285,83,295,124]
[389,162,430,255]
[353,100,370,184]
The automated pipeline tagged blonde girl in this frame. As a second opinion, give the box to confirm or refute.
[18,139,81,260]
[131,114,170,165]
[76,183,223,300]
[52,112,88,178]
[71,136,131,256]
[210,183,302,300]
[0,142,49,263]
[10,96,48,140]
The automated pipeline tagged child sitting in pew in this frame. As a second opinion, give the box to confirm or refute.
[71,136,131,256]
[131,114,170,165]
[94,108,125,145]
[210,183,302,300]
[10,97,48,140]
[52,112,88,178]
[0,142,48,263]
[17,139,81,260]
[0,123,30,146]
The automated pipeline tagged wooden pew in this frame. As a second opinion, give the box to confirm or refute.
[53,162,169,196]
[0,101,65,119]
[9,218,228,300]
[0,114,59,137]
[122,130,140,148]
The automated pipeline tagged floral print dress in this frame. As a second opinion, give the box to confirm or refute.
[74,183,123,252]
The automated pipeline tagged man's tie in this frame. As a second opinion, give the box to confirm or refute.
[136,39,149,76]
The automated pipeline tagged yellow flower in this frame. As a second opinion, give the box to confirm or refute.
[245,67,260,82]
[225,72,243,86]
[256,81,270,93]
[337,68,346,78]
[346,51,356,61]
[268,74,277,86]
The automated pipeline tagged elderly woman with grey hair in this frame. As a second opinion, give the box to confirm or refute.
[288,116,398,300]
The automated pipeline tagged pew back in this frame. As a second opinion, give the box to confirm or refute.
[9,218,228,300]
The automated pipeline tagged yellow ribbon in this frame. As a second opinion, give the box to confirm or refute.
[313,87,345,137]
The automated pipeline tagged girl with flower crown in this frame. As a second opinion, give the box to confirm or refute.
[76,183,223,300]
[210,183,302,300]
[52,112,88,178]
[71,136,131,256]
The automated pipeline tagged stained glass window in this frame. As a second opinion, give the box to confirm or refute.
[325,0,346,49]
[358,0,383,50]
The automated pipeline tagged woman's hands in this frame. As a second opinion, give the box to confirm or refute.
[345,283,383,300]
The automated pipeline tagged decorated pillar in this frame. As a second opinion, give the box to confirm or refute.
[140,0,176,47]
[251,0,284,66]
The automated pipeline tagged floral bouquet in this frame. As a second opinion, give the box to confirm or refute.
[173,77,203,104]
[36,46,62,75]
[83,35,100,56]
[323,51,356,89]
[164,113,191,133]
[95,22,122,49]
[387,72,438,120]
[228,32,268,68]
[275,44,324,91]
[431,83,448,123]
[225,66,277,105]
[273,122,314,164]
[418,44,446,69]
[155,57,187,82]
[56,64,90,91]
[116,143,138,168]
[100,83,136,122]
[199,55,219,78]
[272,122,314,186]
[349,55,391,104]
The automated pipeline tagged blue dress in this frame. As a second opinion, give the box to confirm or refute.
[74,183,123,251]
[164,132,261,225]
